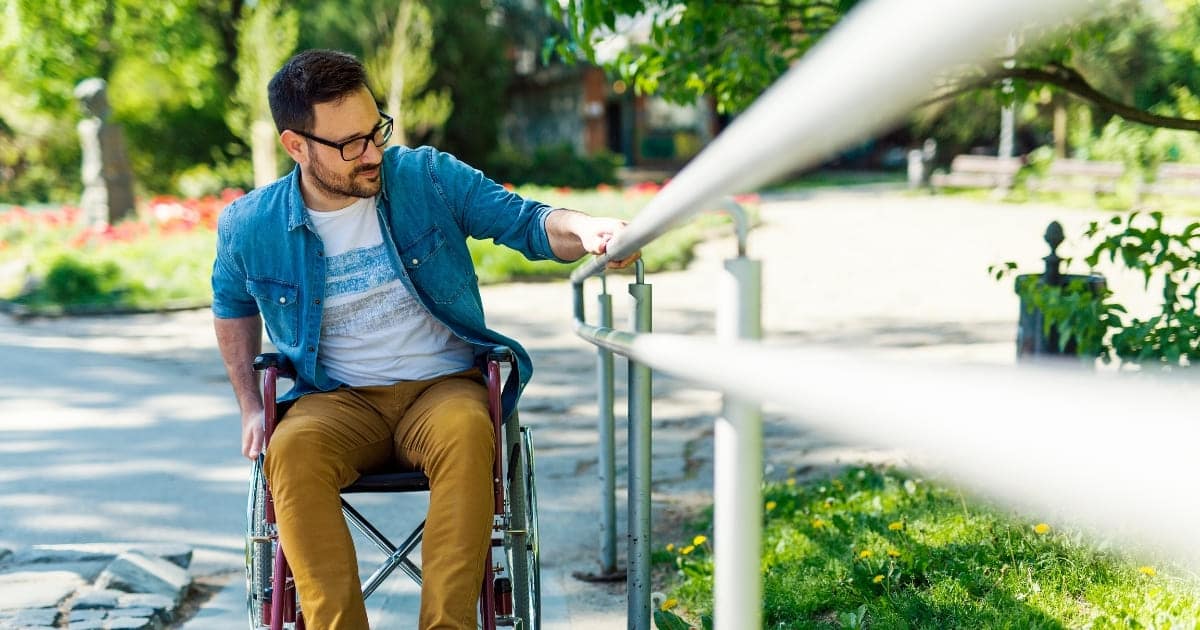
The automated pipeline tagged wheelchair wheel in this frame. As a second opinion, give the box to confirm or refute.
[505,427,541,629]
[246,457,273,629]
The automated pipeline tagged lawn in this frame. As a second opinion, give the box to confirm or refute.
[657,467,1200,629]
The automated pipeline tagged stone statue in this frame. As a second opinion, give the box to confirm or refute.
[75,78,135,226]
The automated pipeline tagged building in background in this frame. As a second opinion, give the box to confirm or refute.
[499,5,719,171]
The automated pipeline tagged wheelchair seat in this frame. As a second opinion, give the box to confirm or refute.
[341,470,430,494]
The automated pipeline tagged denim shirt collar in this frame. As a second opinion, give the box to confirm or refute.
[284,161,392,232]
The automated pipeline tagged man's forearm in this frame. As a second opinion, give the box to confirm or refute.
[545,208,591,261]
[214,314,265,414]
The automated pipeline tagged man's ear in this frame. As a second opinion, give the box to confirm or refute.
[279,130,308,165]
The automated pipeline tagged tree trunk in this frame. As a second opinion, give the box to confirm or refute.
[251,119,278,188]
[388,2,413,147]
[1053,96,1068,158]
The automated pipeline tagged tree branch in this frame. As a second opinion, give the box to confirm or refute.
[924,63,1200,132]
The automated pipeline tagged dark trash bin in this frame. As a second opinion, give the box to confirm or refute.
[1014,221,1106,361]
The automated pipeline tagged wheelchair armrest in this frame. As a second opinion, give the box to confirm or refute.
[253,353,296,379]
[484,345,515,365]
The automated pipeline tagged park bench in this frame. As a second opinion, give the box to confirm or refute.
[1137,162,1200,198]
[930,155,1022,190]
[1026,158,1125,196]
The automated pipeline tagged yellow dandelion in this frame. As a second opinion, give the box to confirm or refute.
[693,535,708,546]
[1033,523,1051,535]
[1139,566,1157,577]
[786,478,796,486]
[873,574,885,584]
[665,543,675,552]
[662,597,678,611]
[680,545,695,555]
[858,550,872,560]
[765,501,777,512]
[887,549,901,558]
[811,518,826,529]
[887,521,904,532]
[832,479,844,490]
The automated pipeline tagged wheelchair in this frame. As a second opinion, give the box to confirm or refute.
[244,347,541,629]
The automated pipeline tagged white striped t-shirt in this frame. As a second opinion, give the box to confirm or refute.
[306,197,473,386]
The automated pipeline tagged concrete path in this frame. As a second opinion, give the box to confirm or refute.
[0,190,1157,628]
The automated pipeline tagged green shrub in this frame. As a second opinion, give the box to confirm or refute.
[485,143,622,188]
[992,211,1200,368]
[41,255,127,306]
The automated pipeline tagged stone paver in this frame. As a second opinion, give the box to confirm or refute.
[0,544,193,630]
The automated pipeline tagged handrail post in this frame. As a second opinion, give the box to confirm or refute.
[627,260,653,630]
[714,245,762,630]
[597,274,618,575]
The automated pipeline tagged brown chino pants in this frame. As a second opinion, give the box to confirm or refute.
[263,369,494,629]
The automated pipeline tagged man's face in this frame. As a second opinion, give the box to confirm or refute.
[304,87,385,200]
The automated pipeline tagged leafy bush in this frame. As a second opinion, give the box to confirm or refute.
[992,211,1200,368]
[485,143,622,188]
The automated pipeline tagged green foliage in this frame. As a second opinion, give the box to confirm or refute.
[366,0,451,145]
[652,609,691,630]
[993,211,1200,368]
[548,0,860,114]
[295,0,506,163]
[659,467,1200,628]
[40,254,126,306]
[12,230,215,312]
[228,0,298,140]
[485,144,621,189]
[0,0,242,201]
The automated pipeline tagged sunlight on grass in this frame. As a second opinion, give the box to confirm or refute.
[657,467,1200,629]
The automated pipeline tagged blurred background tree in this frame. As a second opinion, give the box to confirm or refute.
[549,0,1200,167]
[7,0,1200,206]
[227,0,297,188]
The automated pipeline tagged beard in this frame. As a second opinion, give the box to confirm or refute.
[308,152,382,199]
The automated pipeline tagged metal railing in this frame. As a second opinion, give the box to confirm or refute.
[566,1,1117,629]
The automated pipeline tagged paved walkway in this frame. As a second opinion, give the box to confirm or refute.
[0,190,1159,628]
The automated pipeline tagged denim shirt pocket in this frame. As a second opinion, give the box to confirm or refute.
[246,277,301,346]
[400,226,470,304]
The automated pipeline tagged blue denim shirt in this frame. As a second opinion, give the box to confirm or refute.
[211,146,562,416]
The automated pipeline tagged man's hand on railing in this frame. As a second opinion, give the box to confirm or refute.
[547,208,641,269]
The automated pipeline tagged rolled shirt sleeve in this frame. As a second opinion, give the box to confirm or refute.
[211,205,260,319]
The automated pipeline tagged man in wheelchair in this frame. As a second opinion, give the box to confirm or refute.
[211,50,637,629]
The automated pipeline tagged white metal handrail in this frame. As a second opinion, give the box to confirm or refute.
[566,1,1110,629]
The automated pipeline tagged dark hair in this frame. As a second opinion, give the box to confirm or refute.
[268,49,369,134]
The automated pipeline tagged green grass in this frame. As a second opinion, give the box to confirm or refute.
[657,467,1200,629]
[767,170,907,194]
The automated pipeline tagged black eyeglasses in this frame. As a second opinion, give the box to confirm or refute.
[291,113,394,161]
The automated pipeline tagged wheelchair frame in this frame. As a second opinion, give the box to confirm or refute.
[245,348,540,629]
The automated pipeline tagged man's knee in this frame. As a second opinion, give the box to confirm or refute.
[264,423,334,487]
[424,398,495,465]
